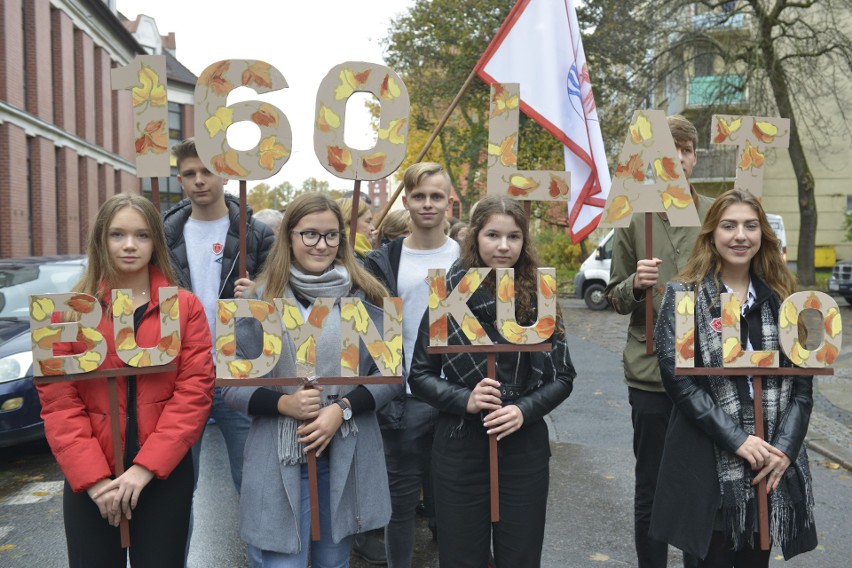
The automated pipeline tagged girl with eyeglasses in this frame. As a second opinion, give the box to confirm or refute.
[222,192,400,567]
[653,189,816,566]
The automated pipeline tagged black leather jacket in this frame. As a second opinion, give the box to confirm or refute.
[651,276,816,559]
[408,311,575,429]
[162,195,274,299]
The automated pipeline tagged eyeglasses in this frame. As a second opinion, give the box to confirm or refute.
[291,230,341,248]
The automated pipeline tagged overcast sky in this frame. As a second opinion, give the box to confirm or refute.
[117,0,415,192]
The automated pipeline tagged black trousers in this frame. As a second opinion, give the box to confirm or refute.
[63,453,193,568]
[698,532,770,568]
[629,387,699,568]
[431,413,550,568]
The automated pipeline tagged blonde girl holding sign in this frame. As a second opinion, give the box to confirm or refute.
[653,189,817,566]
[37,193,214,567]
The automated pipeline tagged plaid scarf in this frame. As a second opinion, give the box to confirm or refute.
[694,275,815,550]
[438,261,566,437]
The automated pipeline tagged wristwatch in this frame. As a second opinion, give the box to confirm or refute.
[335,399,352,421]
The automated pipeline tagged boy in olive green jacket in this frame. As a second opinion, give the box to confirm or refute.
[605,115,713,568]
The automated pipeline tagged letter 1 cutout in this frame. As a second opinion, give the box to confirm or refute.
[216,299,283,378]
[712,115,790,197]
[194,60,292,180]
[720,294,778,368]
[314,62,410,180]
[112,288,181,367]
[30,293,107,376]
[494,268,557,344]
[427,268,493,347]
[111,55,170,177]
[487,83,571,202]
[778,292,842,368]
[601,110,700,228]
[340,297,403,376]
[673,291,696,369]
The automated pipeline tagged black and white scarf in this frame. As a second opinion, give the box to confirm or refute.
[439,261,566,437]
[694,274,815,550]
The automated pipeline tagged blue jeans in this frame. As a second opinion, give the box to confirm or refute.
[260,456,353,568]
[188,387,262,567]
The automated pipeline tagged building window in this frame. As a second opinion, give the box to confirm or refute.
[142,172,183,213]
[168,102,183,146]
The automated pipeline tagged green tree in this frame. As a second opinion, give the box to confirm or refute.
[580,0,852,286]
[384,0,565,216]
[301,177,330,193]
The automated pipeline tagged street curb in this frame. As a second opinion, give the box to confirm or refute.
[805,437,852,471]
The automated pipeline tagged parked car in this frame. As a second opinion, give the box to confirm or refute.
[765,213,787,261]
[828,259,852,305]
[574,230,613,310]
[0,256,86,447]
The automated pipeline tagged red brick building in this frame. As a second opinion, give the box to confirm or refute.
[0,0,195,258]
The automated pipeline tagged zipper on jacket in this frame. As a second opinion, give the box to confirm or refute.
[219,252,238,298]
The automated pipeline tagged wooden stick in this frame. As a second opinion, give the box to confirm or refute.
[428,344,551,355]
[107,378,131,548]
[374,65,481,229]
[151,178,160,213]
[34,365,177,385]
[645,213,654,355]
[487,352,500,523]
[349,179,362,251]
[307,447,320,541]
[215,375,402,387]
[239,180,248,279]
[753,377,770,551]
[676,368,832,376]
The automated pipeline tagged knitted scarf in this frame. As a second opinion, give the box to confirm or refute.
[274,264,357,465]
[694,274,814,550]
[439,261,559,438]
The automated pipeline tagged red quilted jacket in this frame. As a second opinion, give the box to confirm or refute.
[36,266,214,492]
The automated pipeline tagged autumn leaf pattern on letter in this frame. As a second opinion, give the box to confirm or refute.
[135,120,168,155]
[132,63,167,108]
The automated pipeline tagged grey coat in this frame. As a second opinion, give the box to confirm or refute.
[222,300,400,554]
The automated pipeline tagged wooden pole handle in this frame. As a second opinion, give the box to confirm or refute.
[487,352,500,523]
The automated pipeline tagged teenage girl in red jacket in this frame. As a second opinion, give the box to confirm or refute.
[36,193,214,567]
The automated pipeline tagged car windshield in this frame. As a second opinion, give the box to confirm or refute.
[0,262,84,319]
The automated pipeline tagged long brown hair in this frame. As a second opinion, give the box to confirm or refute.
[255,193,388,304]
[676,189,796,299]
[461,195,562,333]
[73,193,177,298]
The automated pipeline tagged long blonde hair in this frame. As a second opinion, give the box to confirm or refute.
[255,193,388,304]
[336,197,368,224]
[676,189,796,299]
[73,193,177,298]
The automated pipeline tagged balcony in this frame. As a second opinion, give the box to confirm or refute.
[687,75,747,107]
[692,11,746,31]
[691,148,737,182]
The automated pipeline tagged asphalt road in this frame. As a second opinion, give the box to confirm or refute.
[0,300,849,567]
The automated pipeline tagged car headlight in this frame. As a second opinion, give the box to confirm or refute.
[0,351,33,384]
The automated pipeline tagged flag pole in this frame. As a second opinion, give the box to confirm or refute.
[374,65,480,229]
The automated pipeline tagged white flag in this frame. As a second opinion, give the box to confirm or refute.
[476,0,610,243]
